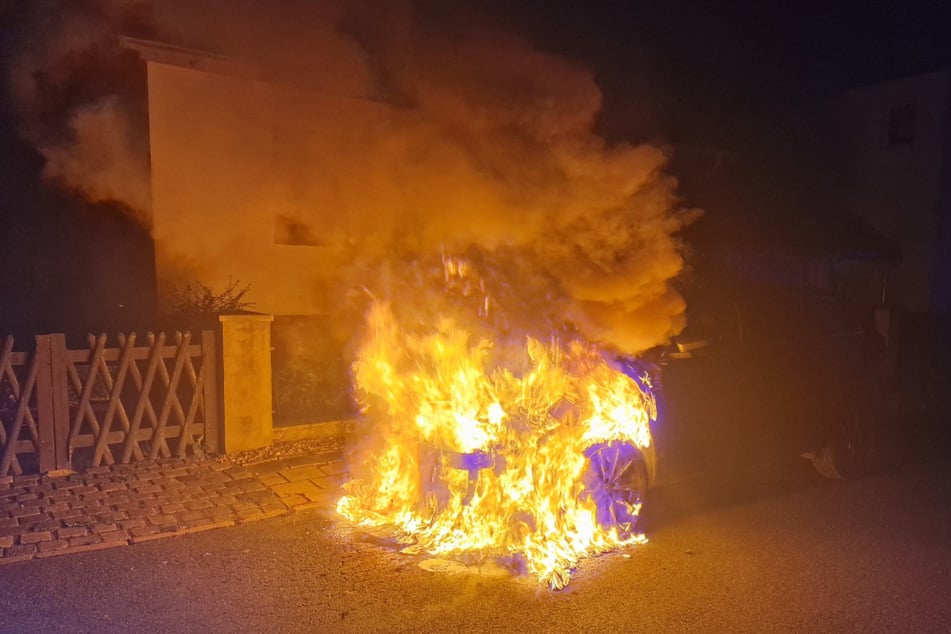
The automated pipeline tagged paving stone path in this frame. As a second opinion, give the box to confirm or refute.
[0,452,348,564]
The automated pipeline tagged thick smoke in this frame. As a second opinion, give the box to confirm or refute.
[7,0,697,354]
[316,2,696,352]
[6,0,153,224]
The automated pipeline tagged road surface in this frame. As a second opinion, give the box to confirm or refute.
[0,456,948,633]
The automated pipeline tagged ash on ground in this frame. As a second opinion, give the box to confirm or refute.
[227,436,345,466]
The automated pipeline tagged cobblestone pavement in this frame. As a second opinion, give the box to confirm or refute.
[0,450,347,565]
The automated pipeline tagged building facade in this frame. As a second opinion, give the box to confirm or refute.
[824,69,951,315]
[125,37,390,317]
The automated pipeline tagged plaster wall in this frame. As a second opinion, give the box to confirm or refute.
[146,61,392,316]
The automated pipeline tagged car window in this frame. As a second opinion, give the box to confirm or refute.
[738,290,863,345]
[681,299,743,348]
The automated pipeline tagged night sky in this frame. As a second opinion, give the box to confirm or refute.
[494,1,951,98]
[3,2,951,121]
[3,2,951,143]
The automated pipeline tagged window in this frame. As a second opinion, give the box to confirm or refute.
[274,214,323,246]
[881,103,916,148]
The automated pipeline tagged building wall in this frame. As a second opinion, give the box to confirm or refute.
[146,60,392,316]
[825,70,951,313]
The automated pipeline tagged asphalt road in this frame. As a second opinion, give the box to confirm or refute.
[0,457,948,634]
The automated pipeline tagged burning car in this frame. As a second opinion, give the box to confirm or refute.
[332,245,895,590]
[336,256,663,589]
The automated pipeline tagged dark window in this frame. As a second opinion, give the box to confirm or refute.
[274,214,323,246]
[882,104,916,148]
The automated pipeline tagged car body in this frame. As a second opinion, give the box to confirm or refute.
[642,277,894,490]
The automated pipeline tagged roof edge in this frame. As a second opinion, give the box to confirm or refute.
[120,36,376,102]
[120,36,267,81]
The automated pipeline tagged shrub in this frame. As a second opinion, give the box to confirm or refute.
[168,278,255,315]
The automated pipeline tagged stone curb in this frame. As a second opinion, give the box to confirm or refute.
[0,452,348,565]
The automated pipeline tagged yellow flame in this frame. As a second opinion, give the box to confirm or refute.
[338,301,656,588]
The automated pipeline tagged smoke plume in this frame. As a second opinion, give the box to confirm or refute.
[6,0,153,223]
[6,0,698,354]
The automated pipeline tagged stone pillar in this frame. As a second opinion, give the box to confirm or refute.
[218,313,274,453]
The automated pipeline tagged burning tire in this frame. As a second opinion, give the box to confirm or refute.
[579,441,652,536]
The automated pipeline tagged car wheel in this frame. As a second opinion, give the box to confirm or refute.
[808,375,888,479]
[579,441,651,535]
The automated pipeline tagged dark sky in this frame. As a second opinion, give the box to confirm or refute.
[3,1,951,130]
[488,2,951,181]
[491,1,951,100]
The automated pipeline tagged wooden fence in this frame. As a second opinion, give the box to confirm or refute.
[0,331,218,476]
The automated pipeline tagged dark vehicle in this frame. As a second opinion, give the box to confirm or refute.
[644,271,896,495]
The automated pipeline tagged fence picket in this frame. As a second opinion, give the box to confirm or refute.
[149,332,191,460]
[67,334,114,465]
[176,354,206,458]
[91,333,137,466]
[200,330,219,454]
[0,336,30,475]
[11,342,41,473]
[49,334,70,470]
[0,337,17,471]
[121,332,164,463]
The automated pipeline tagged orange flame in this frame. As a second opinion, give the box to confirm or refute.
[337,297,657,589]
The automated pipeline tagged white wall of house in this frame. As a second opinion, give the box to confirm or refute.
[825,70,951,313]
[142,47,392,316]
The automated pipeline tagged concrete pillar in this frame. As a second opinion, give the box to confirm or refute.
[218,313,274,452]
